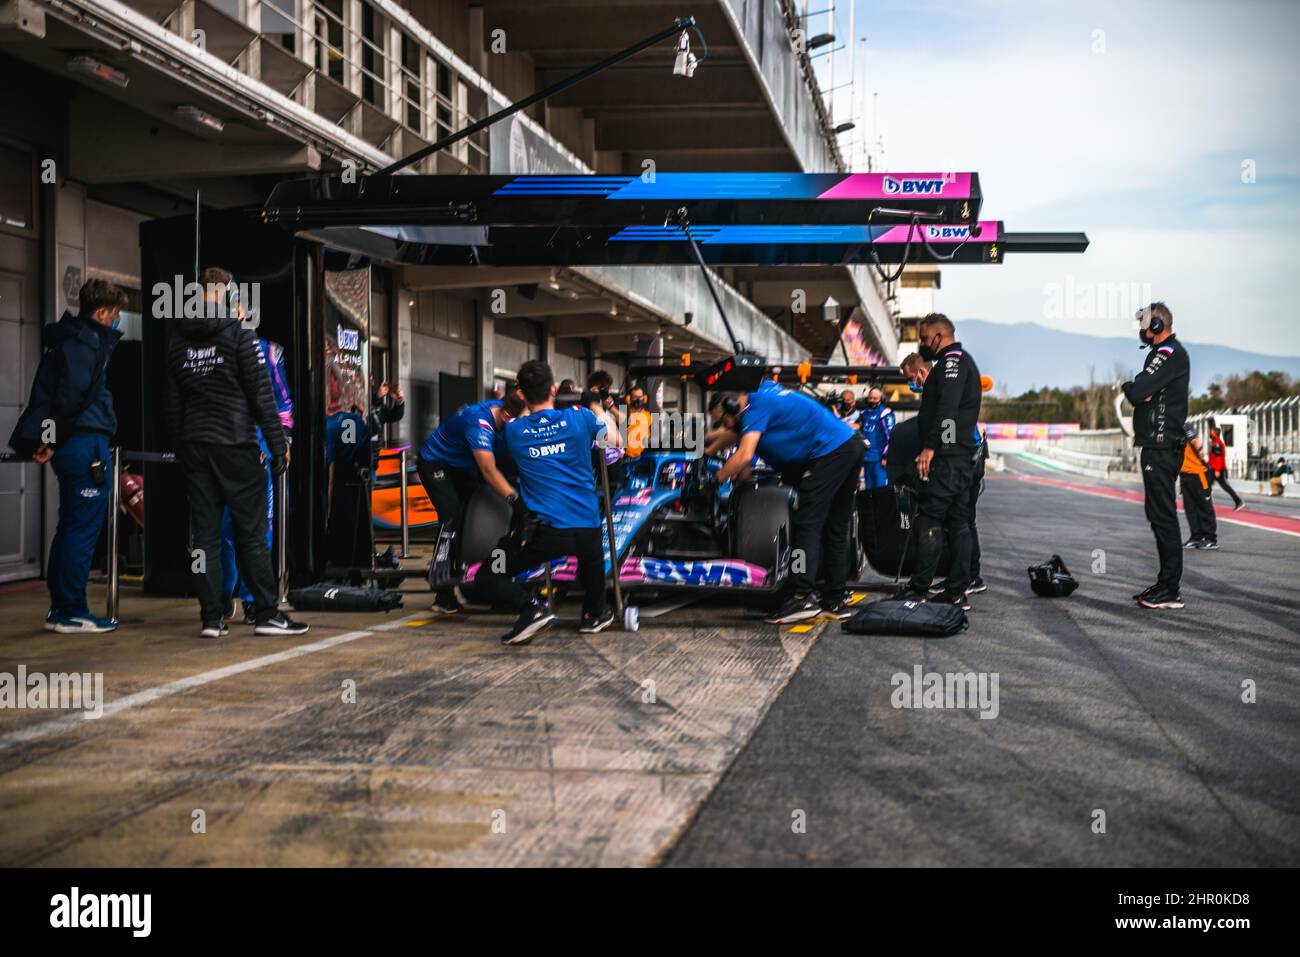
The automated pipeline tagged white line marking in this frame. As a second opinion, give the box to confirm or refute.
[0,615,424,752]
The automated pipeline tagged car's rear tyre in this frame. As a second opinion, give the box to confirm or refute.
[733,485,794,568]
[459,488,512,567]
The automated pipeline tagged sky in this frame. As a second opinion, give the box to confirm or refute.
[811,0,1300,356]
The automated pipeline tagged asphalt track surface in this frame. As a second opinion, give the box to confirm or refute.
[1,458,1296,866]
[666,457,1300,866]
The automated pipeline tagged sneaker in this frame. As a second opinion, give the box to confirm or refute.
[1132,583,1159,602]
[1233,501,1245,512]
[1200,540,1220,550]
[453,585,492,612]
[501,603,556,646]
[887,586,929,602]
[199,620,229,639]
[1137,587,1184,610]
[1183,537,1202,549]
[930,588,972,611]
[430,596,462,616]
[579,609,616,634]
[222,597,236,621]
[965,577,988,594]
[254,612,310,636]
[49,612,118,635]
[818,597,854,620]
[241,601,257,626]
[927,581,947,595]
[765,594,821,625]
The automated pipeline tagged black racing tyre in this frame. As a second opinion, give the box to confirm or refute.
[733,485,794,568]
[459,488,512,567]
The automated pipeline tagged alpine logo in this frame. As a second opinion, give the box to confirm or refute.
[883,176,948,195]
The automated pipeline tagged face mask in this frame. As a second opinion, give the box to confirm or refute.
[111,315,122,330]
[866,400,880,409]
[908,381,923,394]
[918,335,939,362]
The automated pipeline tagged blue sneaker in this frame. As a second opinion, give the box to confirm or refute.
[49,612,118,634]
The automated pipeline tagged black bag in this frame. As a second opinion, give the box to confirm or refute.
[288,583,404,612]
[841,597,968,637]
[1027,555,1078,597]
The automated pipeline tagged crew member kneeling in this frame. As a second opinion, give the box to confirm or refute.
[418,388,524,614]
[715,378,864,624]
[475,360,613,645]
[891,314,982,610]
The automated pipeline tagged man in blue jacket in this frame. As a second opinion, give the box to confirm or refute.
[15,280,126,633]
[860,387,895,490]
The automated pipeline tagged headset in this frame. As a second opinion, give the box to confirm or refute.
[1137,302,1168,349]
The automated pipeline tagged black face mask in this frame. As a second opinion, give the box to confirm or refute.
[629,396,645,409]
[866,400,881,410]
[918,335,940,362]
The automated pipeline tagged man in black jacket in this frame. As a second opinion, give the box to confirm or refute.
[8,279,125,634]
[1121,302,1191,609]
[165,267,308,638]
[892,314,983,608]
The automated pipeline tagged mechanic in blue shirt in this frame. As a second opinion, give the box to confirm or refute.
[860,386,895,490]
[417,387,524,614]
[715,377,865,624]
[474,360,613,645]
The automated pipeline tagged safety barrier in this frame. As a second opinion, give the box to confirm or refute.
[0,446,288,621]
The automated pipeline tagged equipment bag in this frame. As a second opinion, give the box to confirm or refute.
[288,583,404,612]
[841,597,967,637]
[1027,555,1079,597]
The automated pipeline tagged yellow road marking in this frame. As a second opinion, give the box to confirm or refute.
[403,617,435,627]
[787,623,815,633]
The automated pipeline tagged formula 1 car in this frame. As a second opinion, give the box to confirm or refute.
[428,449,832,605]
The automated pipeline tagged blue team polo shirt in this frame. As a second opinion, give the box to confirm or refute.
[740,380,854,468]
[503,406,606,528]
[420,399,501,470]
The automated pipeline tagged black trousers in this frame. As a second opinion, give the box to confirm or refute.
[969,457,986,579]
[1141,446,1183,590]
[1210,468,1243,508]
[416,457,482,608]
[1181,470,1218,543]
[910,452,977,594]
[473,522,607,618]
[181,441,279,623]
[787,436,865,602]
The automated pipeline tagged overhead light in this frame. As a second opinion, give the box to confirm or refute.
[833,122,855,135]
[67,56,129,89]
[672,30,698,78]
[175,105,224,134]
[807,33,835,51]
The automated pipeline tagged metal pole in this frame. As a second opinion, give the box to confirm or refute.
[106,445,122,621]
[276,469,288,605]
[597,451,624,617]
[399,448,410,558]
[376,17,695,176]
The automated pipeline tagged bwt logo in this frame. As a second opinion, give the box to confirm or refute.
[528,442,567,458]
[337,326,359,350]
[926,225,971,240]
[883,176,948,195]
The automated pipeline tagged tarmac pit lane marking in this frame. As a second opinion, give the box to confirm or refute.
[0,614,428,753]
[1001,473,1300,538]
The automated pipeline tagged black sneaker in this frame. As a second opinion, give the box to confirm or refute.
[199,620,229,639]
[1232,501,1245,512]
[579,609,616,634]
[255,612,310,636]
[928,581,947,595]
[819,598,854,620]
[1132,583,1159,602]
[501,603,556,645]
[222,597,236,621]
[1183,537,1202,549]
[887,586,929,602]
[1137,587,1184,609]
[965,577,987,594]
[1200,540,1220,550]
[930,588,971,611]
[764,594,821,624]
[241,601,256,626]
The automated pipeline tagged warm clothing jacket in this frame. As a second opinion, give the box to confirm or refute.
[7,310,120,457]
[165,313,287,456]
[916,342,982,456]
[1208,433,1227,472]
[1122,335,1189,449]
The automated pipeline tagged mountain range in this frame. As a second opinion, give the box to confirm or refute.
[950,320,1300,396]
